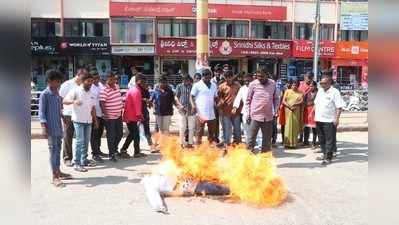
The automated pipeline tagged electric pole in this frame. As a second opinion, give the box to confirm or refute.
[313,0,321,81]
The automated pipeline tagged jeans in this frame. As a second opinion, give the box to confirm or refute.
[304,126,317,145]
[73,122,92,166]
[62,115,74,161]
[214,109,220,143]
[196,118,217,145]
[221,115,241,145]
[271,117,278,143]
[194,181,230,196]
[121,122,140,155]
[247,120,273,153]
[243,119,251,145]
[142,116,153,146]
[179,114,196,145]
[90,117,104,156]
[316,122,336,160]
[104,117,123,157]
[48,136,62,173]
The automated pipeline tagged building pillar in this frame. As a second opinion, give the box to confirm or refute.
[154,56,161,83]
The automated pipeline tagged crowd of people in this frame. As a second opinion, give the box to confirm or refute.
[39,64,345,188]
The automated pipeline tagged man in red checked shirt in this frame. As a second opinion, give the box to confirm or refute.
[120,75,147,158]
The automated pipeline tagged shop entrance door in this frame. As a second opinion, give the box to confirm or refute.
[337,66,362,90]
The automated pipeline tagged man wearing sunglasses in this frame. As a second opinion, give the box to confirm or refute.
[314,75,345,165]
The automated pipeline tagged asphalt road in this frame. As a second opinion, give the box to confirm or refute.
[31,132,368,225]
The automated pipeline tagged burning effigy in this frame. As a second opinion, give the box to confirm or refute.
[142,136,287,213]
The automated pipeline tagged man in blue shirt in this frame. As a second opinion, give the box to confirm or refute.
[39,70,72,188]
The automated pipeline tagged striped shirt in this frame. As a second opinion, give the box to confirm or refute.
[39,87,63,137]
[246,79,278,122]
[175,83,194,116]
[99,84,123,119]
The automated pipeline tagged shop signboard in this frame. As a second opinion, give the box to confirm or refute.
[335,41,368,60]
[110,2,286,20]
[156,38,196,56]
[31,38,60,55]
[210,39,291,57]
[31,37,111,55]
[340,2,368,30]
[111,45,155,55]
[157,38,292,58]
[292,40,336,58]
[59,37,110,55]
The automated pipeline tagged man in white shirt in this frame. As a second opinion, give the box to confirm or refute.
[89,70,108,163]
[127,66,138,89]
[314,75,345,165]
[232,74,253,144]
[63,73,98,172]
[59,68,85,167]
[190,68,218,145]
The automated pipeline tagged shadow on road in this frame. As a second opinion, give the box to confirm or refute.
[87,153,162,172]
[273,146,307,159]
[66,175,129,187]
[277,141,368,169]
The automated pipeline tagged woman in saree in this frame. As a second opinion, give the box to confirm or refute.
[278,80,293,144]
[282,80,304,148]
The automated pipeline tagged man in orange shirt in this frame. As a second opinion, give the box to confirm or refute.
[217,70,241,147]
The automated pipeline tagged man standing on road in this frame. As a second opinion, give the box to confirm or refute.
[314,75,345,165]
[63,73,98,172]
[89,70,108,163]
[59,68,85,167]
[246,69,279,153]
[100,72,124,162]
[120,75,147,158]
[39,70,73,187]
[175,75,196,148]
[190,68,218,145]
[217,70,241,147]
[152,76,176,135]
[232,74,253,145]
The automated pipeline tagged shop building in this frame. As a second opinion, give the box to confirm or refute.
[31,0,111,90]
[110,1,293,86]
[332,41,368,90]
[31,0,367,89]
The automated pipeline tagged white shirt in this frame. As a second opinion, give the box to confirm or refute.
[59,78,79,116]
[233,85,249,121]
[191,80,218,120]
[65,86,96,123]
[128,76,136,89]
[315,86,345,123]
[90,82,104,118]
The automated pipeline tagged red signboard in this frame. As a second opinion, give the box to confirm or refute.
[157,38,196,56]
[110,2,287,20]
[157,38,292,58]
[292,40,336,58]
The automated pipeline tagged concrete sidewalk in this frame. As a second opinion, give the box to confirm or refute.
[31,111,367,139]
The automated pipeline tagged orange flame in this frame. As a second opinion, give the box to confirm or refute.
[157,135,288,207]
